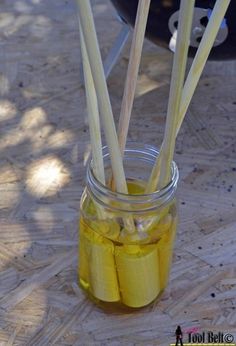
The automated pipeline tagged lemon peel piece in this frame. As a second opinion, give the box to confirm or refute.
[79,219,120,302]
[115,244,160,307]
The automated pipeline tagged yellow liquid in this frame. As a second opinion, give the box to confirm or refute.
[78,180,177,310]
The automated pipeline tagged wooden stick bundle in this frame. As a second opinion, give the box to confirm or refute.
[146,0,231,193]
[176,0,231,135]
[78,0,230,230]
[76,0,128,195]
[76,0,135,232]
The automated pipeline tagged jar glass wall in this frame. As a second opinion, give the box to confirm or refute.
[79,143,179,310]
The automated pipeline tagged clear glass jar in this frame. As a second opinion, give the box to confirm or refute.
[79,143,179,310]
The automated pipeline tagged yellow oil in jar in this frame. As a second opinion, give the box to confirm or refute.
[78,179,177,311]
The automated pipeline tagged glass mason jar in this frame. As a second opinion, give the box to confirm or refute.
[79,143,179,310]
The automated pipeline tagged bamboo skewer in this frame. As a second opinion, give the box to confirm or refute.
[146,0,231,193]
[79,25,106,220]
[79,25,105,186]
[76,0,135,232]
[145,0,195,193]
[110,0,151,190]
[118,0,151,154]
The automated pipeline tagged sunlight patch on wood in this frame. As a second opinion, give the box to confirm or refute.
[47,130,75,149]
[135,74,167,98]
[0,100,17,121]
[26,156,70,197]
[21,107,47,130]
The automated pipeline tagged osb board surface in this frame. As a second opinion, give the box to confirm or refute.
[0,0,236,345]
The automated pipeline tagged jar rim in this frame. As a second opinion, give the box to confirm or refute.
[86,143,179,210]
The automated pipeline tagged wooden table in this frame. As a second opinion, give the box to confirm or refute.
[0,1,236,345]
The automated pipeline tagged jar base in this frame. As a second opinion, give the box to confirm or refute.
[79,279,166,313]
[79,175,178,312]
[78,214,177,311]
